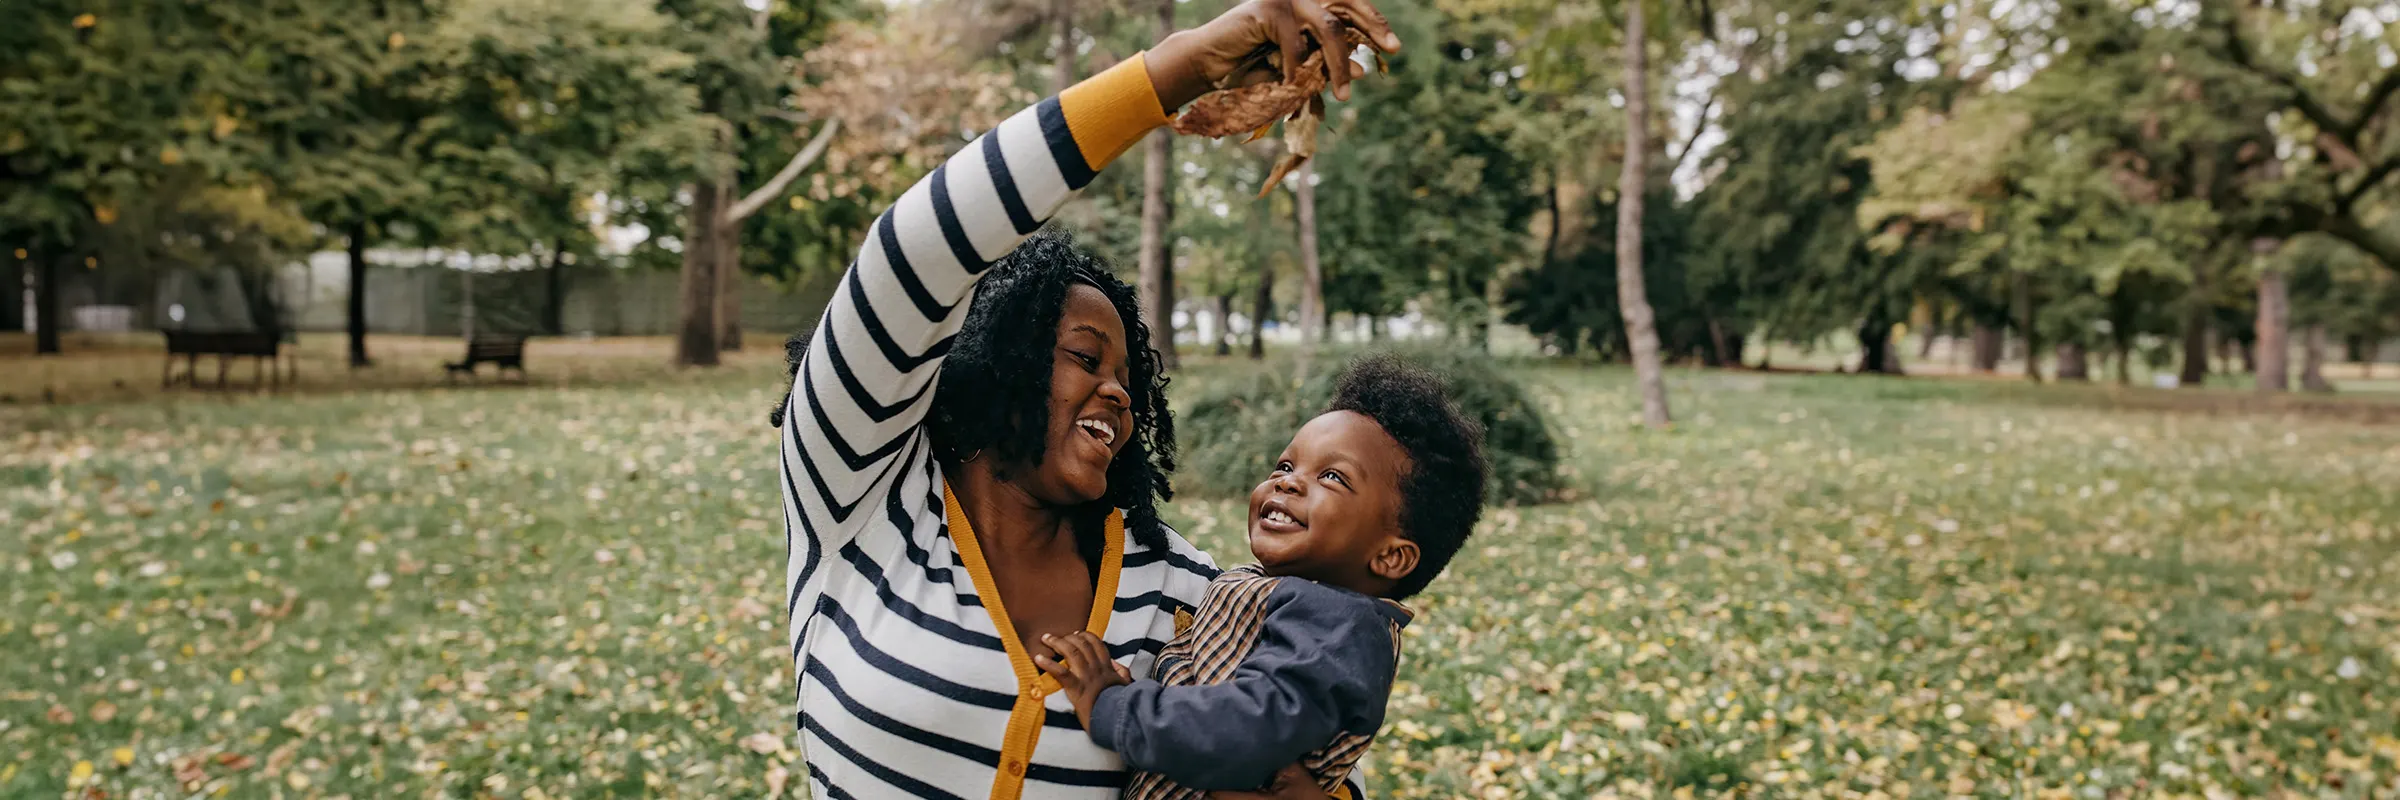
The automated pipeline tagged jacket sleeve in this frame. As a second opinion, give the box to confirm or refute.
[1087,582,1399,791]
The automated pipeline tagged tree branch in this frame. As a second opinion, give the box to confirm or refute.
[2318,203,2400,275]
[722,118,840,226]
[2344,66,2400,139]
[2217,13,2352,135]
[1669,90,1717,175]
[2339,154,2400,211]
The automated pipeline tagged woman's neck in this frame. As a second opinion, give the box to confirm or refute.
[945,459,1076,557]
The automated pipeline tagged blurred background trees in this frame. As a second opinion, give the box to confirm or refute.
[6,0,2399,393]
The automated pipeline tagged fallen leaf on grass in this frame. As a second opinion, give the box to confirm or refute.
[740,732,785,755]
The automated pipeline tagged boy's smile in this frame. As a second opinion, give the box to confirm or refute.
[1247,410,1419,595]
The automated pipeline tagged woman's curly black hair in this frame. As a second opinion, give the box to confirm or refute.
[1327,355,1488,600]
[771,230,1177,565]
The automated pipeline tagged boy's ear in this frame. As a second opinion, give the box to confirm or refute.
[1369,537,1420,584]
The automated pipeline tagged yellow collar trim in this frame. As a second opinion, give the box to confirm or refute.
[942,487,1125,693]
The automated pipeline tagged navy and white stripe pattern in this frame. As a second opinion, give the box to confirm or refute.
[777,92,1219,799]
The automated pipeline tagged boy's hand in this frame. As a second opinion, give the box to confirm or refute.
[1034,632,1131,732]
[1145,0,1403,112]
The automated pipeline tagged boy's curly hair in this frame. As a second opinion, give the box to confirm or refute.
[1327,355,1487,599]
[771,230,1177,559]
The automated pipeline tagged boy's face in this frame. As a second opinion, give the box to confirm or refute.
[1247,411,1420,594]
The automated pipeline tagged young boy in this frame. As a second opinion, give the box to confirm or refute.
[1035,355,1489,799]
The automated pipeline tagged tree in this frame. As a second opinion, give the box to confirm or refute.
[2209,3,2400,277]
[647,0,852,367]
[1612,0,1671,424]
[1137,0,1178,367]
[222,0,448,367]
[2,3,275,353]
[417,0,707,336]
[1689,0,1937,377]
[1292,162,1325,346]
[1309,0,1541,343]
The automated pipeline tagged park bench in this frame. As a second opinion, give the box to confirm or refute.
[162,330,293,389]
[444,334,529,381]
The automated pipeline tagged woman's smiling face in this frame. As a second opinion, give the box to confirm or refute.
[1013,283,1135,507]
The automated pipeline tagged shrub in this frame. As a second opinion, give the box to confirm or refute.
[1175,348,1564,506]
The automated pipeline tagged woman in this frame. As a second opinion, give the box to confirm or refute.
[769,2,1402,798]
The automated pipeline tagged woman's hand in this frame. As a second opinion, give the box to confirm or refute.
[1145,0,1403,112]
[1208,764,1333,800]
[1033,632,1132,732]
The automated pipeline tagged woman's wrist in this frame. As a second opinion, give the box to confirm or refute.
[1143,30,1217,115]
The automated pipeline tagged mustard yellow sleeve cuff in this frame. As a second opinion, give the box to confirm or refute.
[1058,53,1171,173]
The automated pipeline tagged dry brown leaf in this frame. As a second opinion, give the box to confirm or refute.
[1172,28,1374,197]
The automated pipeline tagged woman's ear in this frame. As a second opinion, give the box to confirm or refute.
[1369,537,1420,583]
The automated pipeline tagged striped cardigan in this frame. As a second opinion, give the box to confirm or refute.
[776,55,1222,800]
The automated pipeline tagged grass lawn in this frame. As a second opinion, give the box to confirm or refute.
[3,348,2396,798]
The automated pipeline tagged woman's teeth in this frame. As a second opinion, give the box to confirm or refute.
[1076,419,1116,446]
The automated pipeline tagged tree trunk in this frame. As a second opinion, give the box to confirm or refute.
[0,256,21,334]
[1135,128,1177,367]
[543,238,568,336]
[676,181,726,367]
[2177,308,2209,388]
[2115,338,2133,386]
[1293,162,1324,348]
[346,226,372,367]
[33,251,63,355]
[1213,292,1233,356]
[2056,342,2089,381]
[1137,0,1185,367]
[1247,270,1270,360]
[1970,323,2002,371]
[719,227,744,351]
[2255,267,2288,392]
[1918,325,1939,360]
[2300,324,2334,392]
[1050,0,1075,95]
[2015,274,2040,383]
[1856,316,1901,374]
[1706,317,1732,368]
[1615,0,1671,427]
[1137,0,1178,368]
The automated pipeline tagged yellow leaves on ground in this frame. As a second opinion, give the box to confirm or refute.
[3,357,2395,797]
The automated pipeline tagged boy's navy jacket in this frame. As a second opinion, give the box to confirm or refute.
[1091,565,1413,796]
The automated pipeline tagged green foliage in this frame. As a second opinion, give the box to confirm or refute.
[1504,189,1732,362]
[1177,349,1564,506]
[1682,1,1935,346]
[1,1,293,253]
[1309,1,1544,326]
[415,0,702,258]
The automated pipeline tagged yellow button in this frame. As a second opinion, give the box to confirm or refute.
[1005,760,1025,777]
